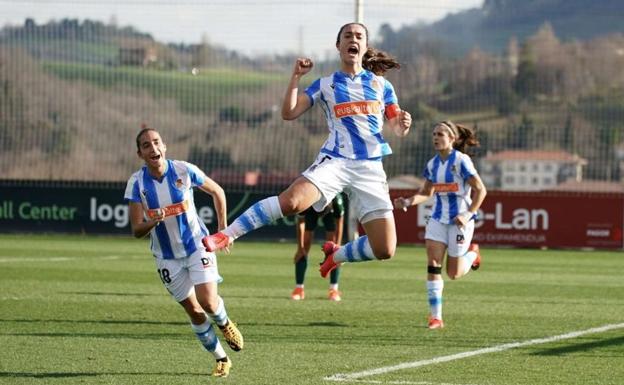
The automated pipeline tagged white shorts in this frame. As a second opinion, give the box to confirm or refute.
[302,153,393,223]
[425,218,475,257]
[154,249,222,302]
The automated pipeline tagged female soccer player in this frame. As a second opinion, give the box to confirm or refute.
[124,127,243,377]
[394,120,487,329]
[291,194,345,301]
[204,23,412,278]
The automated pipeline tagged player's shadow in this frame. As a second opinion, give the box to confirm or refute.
[61,291,160,297]
[531,335,624,356]
[0,318,186,326]
[0,371,204,379]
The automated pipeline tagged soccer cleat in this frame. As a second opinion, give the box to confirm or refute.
[291,287,305,300]
[328,289,342,302]
[202,232,231,252]
[319,241,342,278]
[428,316,444,330]
[212,358,232,377]
[469,243,481,270]
[220,321,244,351]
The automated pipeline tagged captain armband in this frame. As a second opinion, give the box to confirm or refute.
[384,103,400,119]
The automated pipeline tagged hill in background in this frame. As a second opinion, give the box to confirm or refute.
[391,0,624,54]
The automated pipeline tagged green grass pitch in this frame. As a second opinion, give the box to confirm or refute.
[0,234,622,385]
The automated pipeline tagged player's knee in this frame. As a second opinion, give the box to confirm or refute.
[373,244,395,260]
[188,307,206,324]
[198,298,219,314]
[279,196,302,215]
[447,273,460,280]
[445,263,462,280]
[446,267,461,280]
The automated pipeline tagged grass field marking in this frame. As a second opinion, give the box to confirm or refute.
[326,380,474,385]
[324,322,624,382]
[0,255,141,263]
[0,257,75,263]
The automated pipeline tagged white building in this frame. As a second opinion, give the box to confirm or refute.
[480,150,587,191]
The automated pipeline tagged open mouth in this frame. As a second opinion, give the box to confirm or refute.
[150,154,161,161]
[347,45,359,55]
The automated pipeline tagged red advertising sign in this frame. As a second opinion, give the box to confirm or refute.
[391,190,624,249]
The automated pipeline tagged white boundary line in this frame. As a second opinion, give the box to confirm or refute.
[324,322,624,382]
[0,255,136,263]
[324,380,472,385]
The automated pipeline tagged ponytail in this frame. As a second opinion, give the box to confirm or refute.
[439,120,479,155]
[362,48,401,76]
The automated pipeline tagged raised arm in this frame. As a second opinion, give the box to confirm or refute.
[386,108,412,137]
[281,58,314,120]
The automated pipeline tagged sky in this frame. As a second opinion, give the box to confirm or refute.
[0,0,483,57]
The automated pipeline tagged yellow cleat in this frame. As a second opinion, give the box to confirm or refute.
[212,358,232,377]
[220,321,244,351]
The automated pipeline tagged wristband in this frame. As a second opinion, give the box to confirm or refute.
[384,104,400,119]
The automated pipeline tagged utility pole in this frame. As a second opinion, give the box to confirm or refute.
[347,3,365,241]
[355,0,364,23]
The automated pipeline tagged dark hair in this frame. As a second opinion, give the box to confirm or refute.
[362,48,401,76]
[336,22,369,45]
[336,23,401,76]
[135,123,158,151]
[438,120,479,155]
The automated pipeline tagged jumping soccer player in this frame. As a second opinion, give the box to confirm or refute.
[203,23,412,280]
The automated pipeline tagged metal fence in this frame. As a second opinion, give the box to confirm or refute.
[1,0,623,194]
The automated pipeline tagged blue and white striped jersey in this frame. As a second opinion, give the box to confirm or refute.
[423,149,478,225]
[124,159,209,259]
[305,70,398,160]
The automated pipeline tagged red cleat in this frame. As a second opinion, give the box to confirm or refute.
[327,289,342,302]
[290,287,305,301]
[319,241,342,278]
[428,316,444,330]
[469,243,481,271]
[202,232,231,252]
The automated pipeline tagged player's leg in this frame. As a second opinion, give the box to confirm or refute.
[320,210,341,300]
[189,251,244,352]
[319,215,395,277]
[292,215,309,300]
[179,293,231,377]
[156,257,230,377]
[319,161,396,278]
[423,219,450,329]
[446,221,479,280]
[204,176,320,251]
[425,239,447,329]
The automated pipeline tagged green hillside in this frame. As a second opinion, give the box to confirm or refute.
[401,0,624,54]
[43,62,285,114]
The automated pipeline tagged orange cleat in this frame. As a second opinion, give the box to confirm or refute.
[319,241,342,278]
[428,316,444,330]
[290,287,305,301]
[328,289,342,302]
[469,243,481,271]
[202,232,231,252]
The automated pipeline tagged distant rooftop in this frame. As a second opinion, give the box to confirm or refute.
[484,150,587,164]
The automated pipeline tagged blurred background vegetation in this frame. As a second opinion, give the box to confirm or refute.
[1,0,623,193]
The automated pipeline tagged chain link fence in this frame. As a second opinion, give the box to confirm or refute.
[1,0,623,193]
